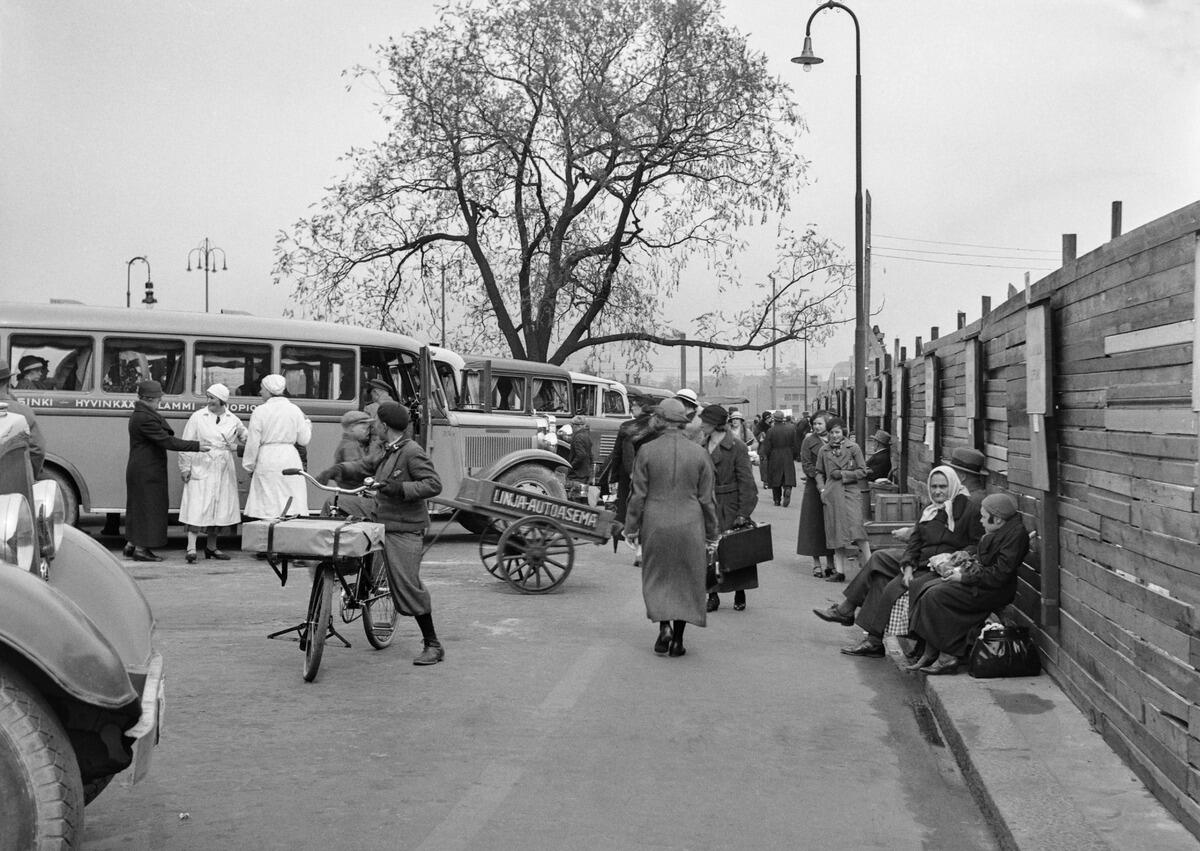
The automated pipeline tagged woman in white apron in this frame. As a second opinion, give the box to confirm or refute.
[179,383,247,562]
[243,373,312,520]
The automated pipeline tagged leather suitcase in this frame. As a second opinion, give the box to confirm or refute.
[241,518,384,559]
[715,523,773,571]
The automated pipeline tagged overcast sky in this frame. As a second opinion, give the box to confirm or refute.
[2,0,1197,383]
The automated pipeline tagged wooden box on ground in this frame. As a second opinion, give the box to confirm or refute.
[873,493,920,522]
[864,521,912,552]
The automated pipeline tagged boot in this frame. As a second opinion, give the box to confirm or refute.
[781,487,792,508]
[413,639,444,666]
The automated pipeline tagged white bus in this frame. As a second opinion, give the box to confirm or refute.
[1,302,567,529]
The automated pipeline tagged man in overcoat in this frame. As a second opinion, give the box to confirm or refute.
[0,358,46,476]
[760,410,800,506]
[699,405,759,612]
[124,380,205,561]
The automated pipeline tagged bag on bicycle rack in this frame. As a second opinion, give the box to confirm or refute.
[242,517,385,559]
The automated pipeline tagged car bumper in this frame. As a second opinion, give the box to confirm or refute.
[118,651,164,787]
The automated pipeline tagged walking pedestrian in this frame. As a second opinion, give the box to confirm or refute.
[0,358,46,475]
[565,415,593,503]
[330,410,374,488]
[814,417,872,583]
[624,398,718,658]
[178,383,246,563]
[796,411,835,577]
[699,404,758,613]
[243,374,312,519]
[318,403,446,665]
[760,410,799,506]
[124,380,206,562]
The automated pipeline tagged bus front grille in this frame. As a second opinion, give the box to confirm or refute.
[465,434,536,469]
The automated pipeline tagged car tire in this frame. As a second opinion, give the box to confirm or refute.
[497,463,567,501]
[0,660,84,851]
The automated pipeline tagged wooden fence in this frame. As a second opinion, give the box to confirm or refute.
[862,201,1200,833]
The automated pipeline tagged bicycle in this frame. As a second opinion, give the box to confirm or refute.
[261,469,399,682]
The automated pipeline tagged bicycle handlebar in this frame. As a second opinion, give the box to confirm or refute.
[282,467,381,498]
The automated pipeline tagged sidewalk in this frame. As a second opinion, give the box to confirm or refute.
[882,636,1200,851]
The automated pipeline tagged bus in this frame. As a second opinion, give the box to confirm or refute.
[0,302,567,529]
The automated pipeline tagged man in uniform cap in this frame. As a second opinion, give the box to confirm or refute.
[319,402,446,666]
[123,380,206,561]
[0,358,46,475]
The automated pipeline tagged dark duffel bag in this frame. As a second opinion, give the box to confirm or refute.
[968,623,1041,678]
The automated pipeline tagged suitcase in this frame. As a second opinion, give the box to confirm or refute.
[241,517,384,559]
[715,523,773,572]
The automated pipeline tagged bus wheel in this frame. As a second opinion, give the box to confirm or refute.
[497,464,566,502]
[40,468,79,528]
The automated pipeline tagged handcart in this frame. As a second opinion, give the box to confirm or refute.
[430,477,615,594]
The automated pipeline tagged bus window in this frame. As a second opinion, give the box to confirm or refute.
[460,368,485,410]
[572,384,597,417]
[9,335,94,392]
[492,375,525,411]
[102,337,185,394]
[603,388,627,415]
[193,341,271,397]
[434,362,459,410]
[530,377,570,414]
[280,345,355,400]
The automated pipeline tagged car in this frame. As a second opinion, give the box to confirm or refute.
[0,433,164,849]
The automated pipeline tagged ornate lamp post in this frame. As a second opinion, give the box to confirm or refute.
[186,238,227,313]
[126,256,152,309]
[792,1,867,446]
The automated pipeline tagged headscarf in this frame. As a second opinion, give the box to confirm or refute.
[920,465,967,531]
[261,374,286,396]
[206,383,230,403]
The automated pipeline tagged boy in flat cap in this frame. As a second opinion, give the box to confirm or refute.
[319,402,446,666]
[331,410,374,488]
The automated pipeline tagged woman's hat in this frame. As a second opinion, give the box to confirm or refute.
[943,447,986,475]
[137,380,163,399]
[206,383,230,403]
[673,388,699,409]
[699,404,728,427]
[261,374,287,396]
[729,409,744,421]
[872,429,892,446]
[982,492,1019,520]
[772,410,784,422]
[656,398,691,423]
[17,355,49,375]
[376,402,411,430]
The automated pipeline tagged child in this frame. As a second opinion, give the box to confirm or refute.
[332,410,373,487]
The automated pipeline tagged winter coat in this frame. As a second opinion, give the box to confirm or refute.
[331,436,442,532]
[760,420,800,488]
[815,439,868,547]
[707,430,760,593]
[126,401,201,547]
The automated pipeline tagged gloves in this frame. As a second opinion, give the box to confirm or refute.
[829,469,843,480]
[732,515,752,529]
[180,470,192,483]
[316,465,340,485]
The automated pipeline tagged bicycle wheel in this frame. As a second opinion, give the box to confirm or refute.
[362,554,398,650]
[303,565,334,682]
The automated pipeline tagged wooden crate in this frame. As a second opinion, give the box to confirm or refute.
[873,493,920,523]
[864,520,912,551]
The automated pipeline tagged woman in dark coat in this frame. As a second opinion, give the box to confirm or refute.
[124,380,204,561]
[698,405,759,613]
[760,411,799,506]
[625,398,719,658]
[796,411,834,577]
[907,493,1030,674]
[815,418,871,583]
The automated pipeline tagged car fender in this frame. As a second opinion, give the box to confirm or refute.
[477,449,569,481]
[0,567,139,710]
[42,454,91,511]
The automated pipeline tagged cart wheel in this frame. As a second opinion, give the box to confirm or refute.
[478,519,509,578]
[303,565,334,682]
[362,554,398,650]
[496,516,574,594]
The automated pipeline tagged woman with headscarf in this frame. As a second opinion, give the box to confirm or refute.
[243,373,312,519]
[796,411,835,578]
[907,493,1030,674]
[624,398,719,658]
[814,417,871,583]
[179,383,247,562]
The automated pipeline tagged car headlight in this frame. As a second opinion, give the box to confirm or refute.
[0,493,36,573]
[32,479,65,557]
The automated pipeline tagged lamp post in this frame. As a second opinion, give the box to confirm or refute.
[125,256,151,309]
[792,1,867,446]
[186,237,227,313]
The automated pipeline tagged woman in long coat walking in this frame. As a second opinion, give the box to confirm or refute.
[815,418,871,582]
[796,411,835,577]
[699,405,759,613]
[243,374,312,519]
[625,398,719,658]
[760,411,799,506]
[179,383,246,562]
[124,380,204,562]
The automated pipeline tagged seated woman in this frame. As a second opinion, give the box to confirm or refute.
[906,493,1031,674]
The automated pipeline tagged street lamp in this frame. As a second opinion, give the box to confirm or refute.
[186,237,227,313]
[126,256,151,309]
[792,1,868,446]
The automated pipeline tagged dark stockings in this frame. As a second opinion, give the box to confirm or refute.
[415,612,438,643]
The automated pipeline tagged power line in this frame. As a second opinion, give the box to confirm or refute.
[874,233,1059,255]
[872,252,1056,271]
[873,244,1058,262]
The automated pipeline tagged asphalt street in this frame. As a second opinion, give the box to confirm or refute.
[81,500,998,850]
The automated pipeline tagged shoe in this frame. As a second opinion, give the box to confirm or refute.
[205,549,232,561]
[904,653,939,672]
[733,591,745,611]
[920,657,962,676]
[782,494,791,508]
[901,639,926,664]
[132,547,164,562]
[122,543,135,558]
[773,501,781,507]
[733,601,746,612]
[654,625,672,655]
[185,550,197,564]
[840,639,885,657]
[706,593,720,613]
[668,640,686,658]
[825,572,846,583]
[413,640,444,666]
[813,605,854,626]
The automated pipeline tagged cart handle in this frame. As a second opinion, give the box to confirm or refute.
[282,468,381,498]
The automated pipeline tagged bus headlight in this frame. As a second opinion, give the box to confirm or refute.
[0,494,36,574]
[32,479,65,558]
[535,415,558,450]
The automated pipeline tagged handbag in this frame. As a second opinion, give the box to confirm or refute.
[715,522,773,572]
[968,623,1041,678]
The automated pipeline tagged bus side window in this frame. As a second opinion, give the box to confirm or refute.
[492,376,523,411]
[532,378,570,414]
[9,335,95,392]
[603,388,627,415]
[102,337,185,394]
[280,345,356,400]
[193,341,271,397]
[573,384,596,416]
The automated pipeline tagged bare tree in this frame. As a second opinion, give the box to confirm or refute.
[274,0,850,364]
